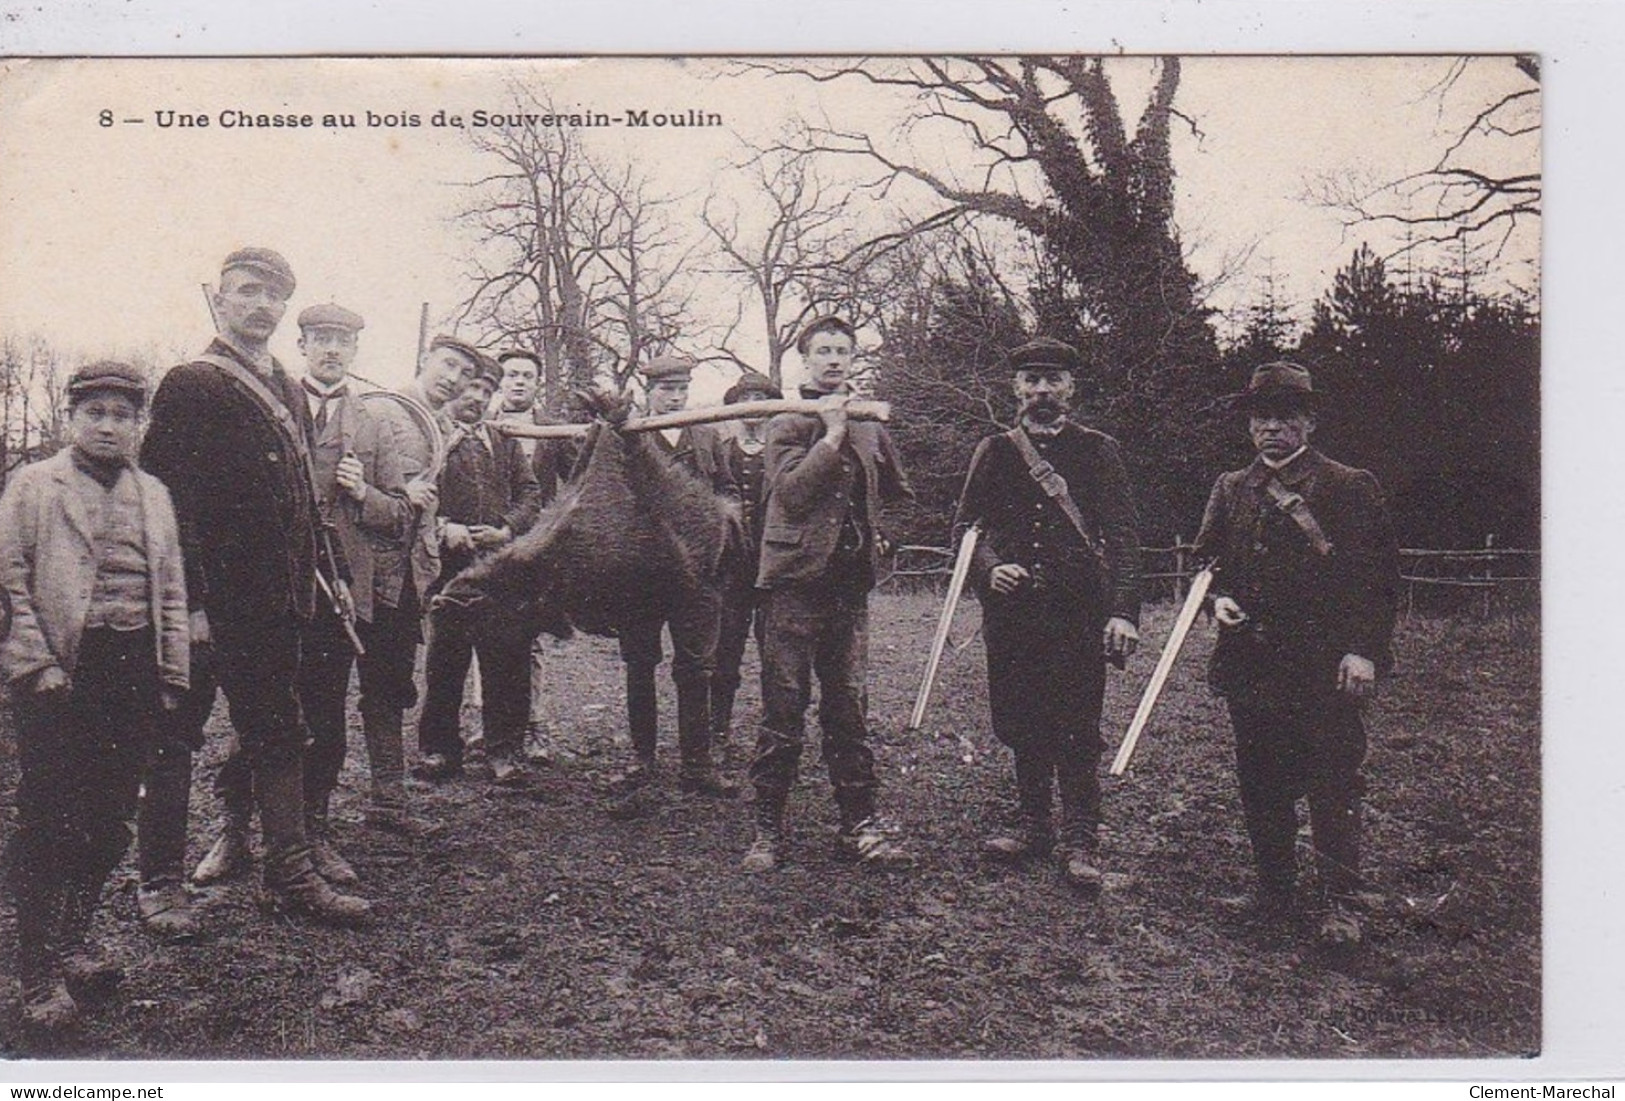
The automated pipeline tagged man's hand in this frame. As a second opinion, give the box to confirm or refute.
[470,524,512,551]
[189,608,212,646]
[443,522,474,553]
[1213,596,1248,627]
[335,452,367,502]
[817,393,850,446]
[1104,616,1139,660]
[989,563,1030,595]
[160,687,182,712]
[34,665,69,695]
[404,478,438,512]
[1337,653,1377,699]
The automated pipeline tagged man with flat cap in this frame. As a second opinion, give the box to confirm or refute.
[352,333,482,829]
[952,337,1142,895]
[744,317,915,872]
[140,248,371,925]
[610,354,740,812]
[1192,361,1399,946]
[414,349,542,786]
[493,348,574,762]
[709,370,782,748]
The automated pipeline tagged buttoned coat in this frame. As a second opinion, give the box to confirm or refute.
[0,450,189,691]
[954,423,1142,625]
[140,339,323,625]
[1193,447,1400,695]
[435,421,543,578]
[308,391,414,623]
[755,407,913,590]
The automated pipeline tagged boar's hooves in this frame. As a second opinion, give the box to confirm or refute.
[575,387,632,427]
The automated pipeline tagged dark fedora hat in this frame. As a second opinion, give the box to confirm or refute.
[1229,361,1321,412]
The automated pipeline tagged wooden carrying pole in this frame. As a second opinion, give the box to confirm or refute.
[497,398,891,440]
[908,525,980,732]
[1110,566,1213,776]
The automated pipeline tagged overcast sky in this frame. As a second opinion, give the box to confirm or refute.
[0,55,1539,399]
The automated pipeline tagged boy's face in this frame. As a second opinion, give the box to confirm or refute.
[647,378,690,416]
[70,391,143,463]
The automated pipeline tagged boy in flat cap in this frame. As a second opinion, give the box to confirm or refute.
[141,248,371,926]
[610,354,740,811]
[1192,361,1399,946]
[415,350,542,786]
[710,370,782,748]
[744,318,915,872]
[1,362,189,1029]
[952,337,1142,894]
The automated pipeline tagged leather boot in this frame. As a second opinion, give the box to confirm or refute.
[57,872,123,1000]
[740,799,786,873]
[305,790,359,886]
[15,872,74,1028]
[192,808,253,885]
[677,678,737,798]
[982,811,1055,865]
[257,753,372,927]
[626,662,659,761]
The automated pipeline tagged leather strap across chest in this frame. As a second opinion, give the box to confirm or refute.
[1006,427,1101,555]
[1260,476,1333,557]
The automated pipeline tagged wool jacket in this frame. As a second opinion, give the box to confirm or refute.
[953,422,1143,626]
[1193,447,1400,686]
[435,420,542,576]
[308,389,414,622]
[755,398,913,590]
[141,338,324,625]
[0,449,189,690]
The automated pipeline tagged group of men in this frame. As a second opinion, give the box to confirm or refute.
[3,241,1398,1029]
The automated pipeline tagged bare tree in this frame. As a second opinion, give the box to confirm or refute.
[1,334,72,487]
[1314,55,1540,262]
[455,86,699,405]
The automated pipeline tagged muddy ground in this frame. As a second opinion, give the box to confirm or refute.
[0,590,1539,1062]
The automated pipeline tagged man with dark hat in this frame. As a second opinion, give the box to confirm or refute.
[951,337,1142,894]
[2,361,189,1028]
[1193,361,1400,946]
[710,369,782,747]
[493,348,574,762]
[140,248,371,925]
[415,349,542,785]
[743,317,915,872]
[609,354,740,811]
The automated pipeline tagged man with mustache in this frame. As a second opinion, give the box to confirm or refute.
[191,303,415,888]
[414,352,542,786]
[349,334,481,833]
[1192,362,1399,947]
[951,338,1142,895]
[140,248,371,925]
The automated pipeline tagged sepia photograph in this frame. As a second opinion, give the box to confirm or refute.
[0,52,1543,1065]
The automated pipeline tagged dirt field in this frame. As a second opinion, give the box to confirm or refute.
[0,590,1540,1062]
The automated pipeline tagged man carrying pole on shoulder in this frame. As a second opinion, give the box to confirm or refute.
[951,337,1142,895]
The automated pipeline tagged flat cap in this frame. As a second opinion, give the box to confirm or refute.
[427,334,483,366]
[1008,337,1081,374]
[471,351,504,389]
[221,247,296,295]
[297,302,365,333]
[1229,361,1320,411]
[724,370,782,404]
[68,360,148,403]
[640,354,696,383]
[497,348,544,367]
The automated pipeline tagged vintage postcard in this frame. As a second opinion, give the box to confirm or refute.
[0,54,1542,1068]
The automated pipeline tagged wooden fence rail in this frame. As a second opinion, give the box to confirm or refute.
[889,537,1539,618]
